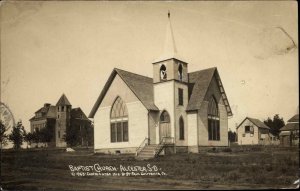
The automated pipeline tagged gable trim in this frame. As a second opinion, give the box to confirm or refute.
[89,70,118,118]
[213,69,233,116]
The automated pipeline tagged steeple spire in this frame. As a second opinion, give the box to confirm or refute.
[153,11,185,63]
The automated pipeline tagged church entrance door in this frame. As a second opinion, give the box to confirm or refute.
[159,111,171,142]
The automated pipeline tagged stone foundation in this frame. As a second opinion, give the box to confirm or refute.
[175,146,188,153]
[94,147,137,154]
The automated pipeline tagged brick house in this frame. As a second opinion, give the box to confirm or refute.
[89,13,232,158]
[29,94,92,148]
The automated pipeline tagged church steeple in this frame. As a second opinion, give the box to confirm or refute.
[153,11,185,63]
[152,11,188,84]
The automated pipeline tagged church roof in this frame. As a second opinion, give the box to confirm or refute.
[56,94,71,106]
[186,67,216,111]
[89,68,159,118]
[89,67,233,118]
[115,69,159,111]
[186,67,232,116]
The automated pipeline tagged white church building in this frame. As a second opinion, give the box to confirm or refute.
[89,13,233,158]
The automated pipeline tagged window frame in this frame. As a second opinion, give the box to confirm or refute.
[178,88,183,106]
[179,117,184,140]
[110,97,129,143]
[178,63,183,81]
[208,96,220,141]
[160,64,167,81]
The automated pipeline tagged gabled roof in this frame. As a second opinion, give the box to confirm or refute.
[30,105,57,121]
[280,114,299,131]
[47,106,57,118]
[89,67,233,118]
[71,107,90,121]
[187,68,216,111]
[280,123,299,131]
[89,68,159,118]
[186,67,232,116]
[35,106,48,114]
[287,114,299,123]
[236,117,270,129]
[56,94,72,106]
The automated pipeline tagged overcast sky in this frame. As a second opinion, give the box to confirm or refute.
[1,1,298,132]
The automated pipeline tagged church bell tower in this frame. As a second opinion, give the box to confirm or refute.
[153,11,189,144]
[55,94,72,147]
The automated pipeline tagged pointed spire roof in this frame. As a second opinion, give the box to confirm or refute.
[153,11,186,63]
[56,94,71,106]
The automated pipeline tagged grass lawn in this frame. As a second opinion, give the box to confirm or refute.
[0,147,299,190]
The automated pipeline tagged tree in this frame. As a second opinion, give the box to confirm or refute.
[228,130,237,143]
[31,130,41,147]
[8,121,26,149]
[39,124,54,143]
[24,132,35,147]
[0,120,9,147]
[264,114,285,138]
[66,120,93,147]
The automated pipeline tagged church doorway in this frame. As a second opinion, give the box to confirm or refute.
[159,111,171,142]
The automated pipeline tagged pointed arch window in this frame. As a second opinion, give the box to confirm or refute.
[110,97,128,143]
[208,96,220,141]
[179,117,184,140]
[160,110,170,123]
[178,63,183,81]
[160,64,167,80]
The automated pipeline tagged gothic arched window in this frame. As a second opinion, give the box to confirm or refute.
[179,116,184,140]
[160,110,170,123]
[178,63,183,81]
[160,64,167,80]
[110,97,128,142]
[208,96,220,141]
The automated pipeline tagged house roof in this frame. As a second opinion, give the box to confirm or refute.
[89,67,233,118]
[237,117,270,129]
[71,107,90,121]
[47,106,57,118]
[279,131,291,136]
[89,68,159,118]
[30,105,57,121]
[287,114,299,123]
[56,94,71,106]
[280,122,299,131]
[186,67,232,116]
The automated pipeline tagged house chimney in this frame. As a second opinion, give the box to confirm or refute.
[44,103,51,108]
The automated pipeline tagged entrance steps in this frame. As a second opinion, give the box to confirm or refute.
[135,144,162,160]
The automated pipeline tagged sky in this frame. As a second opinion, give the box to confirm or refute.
[1,1,298,133]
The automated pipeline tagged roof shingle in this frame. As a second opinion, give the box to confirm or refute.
[89,67,232,118]
[187,68,216,111]
[287,114,299,123]
[280,123,299,131]
[237,117,270,129]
